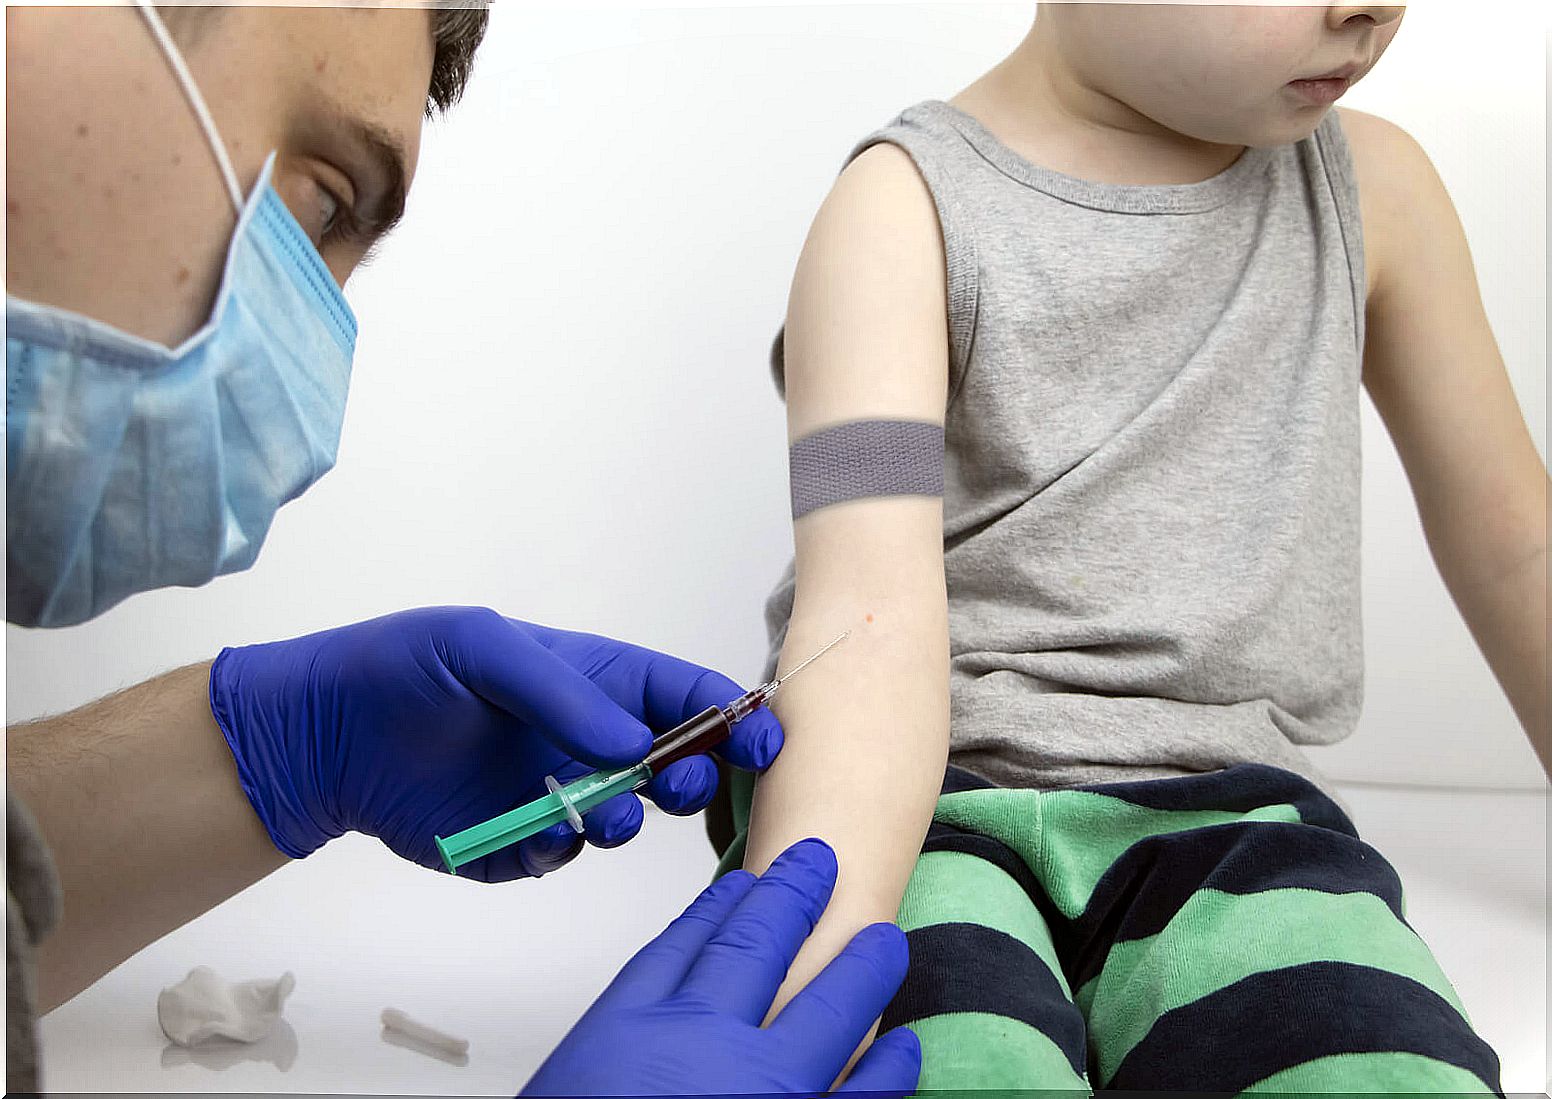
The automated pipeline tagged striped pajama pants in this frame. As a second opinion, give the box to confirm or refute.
[719,764,1503,1094]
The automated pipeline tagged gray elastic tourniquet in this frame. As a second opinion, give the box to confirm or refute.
[789,420,944,518]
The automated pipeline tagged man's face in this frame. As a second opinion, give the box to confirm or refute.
[5,6,435,346]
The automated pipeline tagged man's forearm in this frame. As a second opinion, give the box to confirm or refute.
[7,662,287,1011]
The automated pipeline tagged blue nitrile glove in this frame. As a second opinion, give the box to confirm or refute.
[208,606,783,882]
[523,838,922,1097]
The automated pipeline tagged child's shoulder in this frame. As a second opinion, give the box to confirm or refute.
[1335,107,1432,177]
[812,141,941,262]
[833,141,930,206]
[819,101,982,226]
[1335,107,1445,217]
[1334,108,1455,301]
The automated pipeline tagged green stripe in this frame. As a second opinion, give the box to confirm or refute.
[1074,967,1097,1017]
[729,765,755,835]
[712,830,746,880]
[897,850,1071,998]
[1083,887,1469,1082]
[711,768,757,879]
[909,1012,1090,1093]
[1243,1050,1497,1093]
[934,788,1303,917]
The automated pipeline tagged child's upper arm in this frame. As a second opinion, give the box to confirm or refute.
[1340,107,1543,550]
[784,142,951,436]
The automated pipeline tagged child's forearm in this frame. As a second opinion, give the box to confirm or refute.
[1422,483,1550,775]
[744,507,950,1022]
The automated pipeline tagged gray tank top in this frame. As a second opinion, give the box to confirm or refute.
[764,100,1366,793]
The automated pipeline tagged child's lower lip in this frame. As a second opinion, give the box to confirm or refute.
[1287,77,1352,105]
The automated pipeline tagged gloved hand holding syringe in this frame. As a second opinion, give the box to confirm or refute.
[436,631,851,874]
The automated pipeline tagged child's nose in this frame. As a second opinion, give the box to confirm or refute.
[1325,5,1406,32]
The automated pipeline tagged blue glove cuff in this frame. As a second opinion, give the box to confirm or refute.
[209,645,345,859]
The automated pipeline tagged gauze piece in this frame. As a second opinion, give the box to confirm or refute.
[157,966,296,1047]
[381,1007,470,1059]
[789,420,944,518]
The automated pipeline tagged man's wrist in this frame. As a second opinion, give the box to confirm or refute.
[207,647,340,859]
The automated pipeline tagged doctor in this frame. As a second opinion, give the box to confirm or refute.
[4,6,920,1095]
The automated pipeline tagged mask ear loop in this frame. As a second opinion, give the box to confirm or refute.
[133,0,244,216]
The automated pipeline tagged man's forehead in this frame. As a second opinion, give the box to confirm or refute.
[275,7,435,242]
[275,7,434,135]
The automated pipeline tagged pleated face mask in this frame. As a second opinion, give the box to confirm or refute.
[5,1,357,628]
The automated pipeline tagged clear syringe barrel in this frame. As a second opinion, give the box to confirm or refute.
[436,635,845,872]
[547,703,740,833]
[434,700,748,873]
[637,703,741,776]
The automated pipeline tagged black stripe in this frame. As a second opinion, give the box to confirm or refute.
[1077,764,1354,835]
[1106,961,1503,1095]
[882,922,1087,1078]
[1065,820,1408,993]
[920,822,1051,912]
[941,764,999,795]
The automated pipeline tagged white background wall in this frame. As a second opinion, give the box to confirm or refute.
[5,2,1548,791]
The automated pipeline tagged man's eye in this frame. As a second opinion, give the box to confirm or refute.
[317,186,341,237]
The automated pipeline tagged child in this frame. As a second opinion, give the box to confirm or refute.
[717,4,1547,1092]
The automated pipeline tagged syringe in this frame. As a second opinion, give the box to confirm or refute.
[435,631,850,874]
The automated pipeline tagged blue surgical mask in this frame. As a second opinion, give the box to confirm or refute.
[5,2,357,628]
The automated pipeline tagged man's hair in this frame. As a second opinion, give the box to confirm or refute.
[159,5,490,115]
[428,5,490,114]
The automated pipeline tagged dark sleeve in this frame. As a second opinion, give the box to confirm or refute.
[8,794,61,1094]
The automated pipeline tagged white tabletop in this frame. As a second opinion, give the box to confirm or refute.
[39,805,722,1096]
[38,785,1549,1095]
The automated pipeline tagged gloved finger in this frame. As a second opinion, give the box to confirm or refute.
[444,819,583,883]
[548,757,593,785]
[642,755,718,815]
[518,821,586,877]
[675,838,837,1022]
[595,869,758,1010]
[444,610,653,769]
[770,922,910,1072]
[831,1027,922,1095]
[521,624,784,773]
[723,707,783,773]
[581,791,644,849]
[459,820,585,883]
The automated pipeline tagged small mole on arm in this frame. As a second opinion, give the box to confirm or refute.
[314,56,328,74]
[175,266,191,286]
[865,613,874,624]
[75,123,88,138]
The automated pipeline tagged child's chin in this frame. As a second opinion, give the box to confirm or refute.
[1248,108,1333,149]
